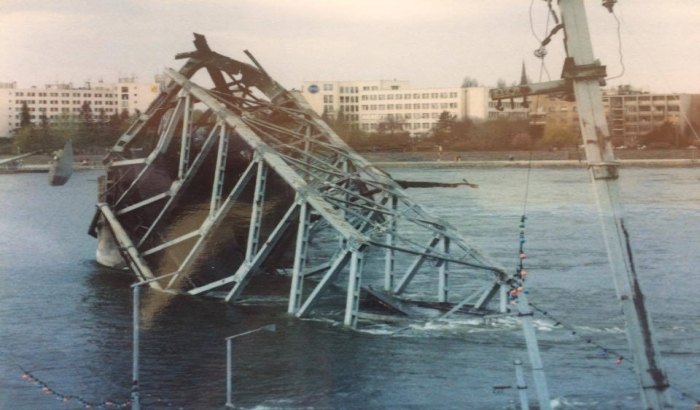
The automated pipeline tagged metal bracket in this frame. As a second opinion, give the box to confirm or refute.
[561,57,607,83]
[588,163,619,180]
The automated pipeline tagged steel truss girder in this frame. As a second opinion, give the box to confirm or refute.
[97,36,515,328]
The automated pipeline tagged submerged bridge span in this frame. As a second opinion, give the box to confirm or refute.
[91,34,511,327]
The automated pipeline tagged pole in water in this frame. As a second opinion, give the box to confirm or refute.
[132,285,140,410]
[514,359,529,410]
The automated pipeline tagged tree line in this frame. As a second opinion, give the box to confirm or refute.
[325,110,584,152]
[5,101,138,155]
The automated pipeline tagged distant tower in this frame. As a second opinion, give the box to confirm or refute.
[520,61,528,86]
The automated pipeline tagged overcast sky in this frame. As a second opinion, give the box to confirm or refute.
[1,0,698,94]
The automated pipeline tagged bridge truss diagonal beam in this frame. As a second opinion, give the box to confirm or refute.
[94,34,513,328]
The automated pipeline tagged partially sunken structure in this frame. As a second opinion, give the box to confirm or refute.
[89,34,513,328]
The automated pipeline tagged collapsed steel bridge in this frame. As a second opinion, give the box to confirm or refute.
[90,34,512,328]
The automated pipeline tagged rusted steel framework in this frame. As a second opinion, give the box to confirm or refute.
[90,34,511,327]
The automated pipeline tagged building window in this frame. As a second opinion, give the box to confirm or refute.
[422,93,429,99]
[449,92,458,98]
[323,84,333,91]
[413,93,420,99]
[323,95,333,103]
[122,94,129,100]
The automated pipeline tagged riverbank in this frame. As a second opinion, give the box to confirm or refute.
[363,148,699,168]
[2,149,698,173]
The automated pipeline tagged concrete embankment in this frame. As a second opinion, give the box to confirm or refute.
[363,149,699,168]
[371,159,699,168]
[2,150,698,173]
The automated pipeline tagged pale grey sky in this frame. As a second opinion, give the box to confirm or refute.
[1,0,698,93]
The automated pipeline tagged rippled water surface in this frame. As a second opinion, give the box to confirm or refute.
[0,167,698,409]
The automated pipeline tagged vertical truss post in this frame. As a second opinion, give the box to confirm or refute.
[344,250,365,328]
[296,250,352,318]
[514,359,529,410]
[178,92,193,179]
[499,283,508,313]
[210,122,229,216]
[224,203,300,303]
[515,291,550,410]
[438,236,450,302]
[384,195,397,292]
[246,158,267,262]
[288,199,310,314]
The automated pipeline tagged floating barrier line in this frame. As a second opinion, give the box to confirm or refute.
[0,347,181,409]
[527,303,700,406]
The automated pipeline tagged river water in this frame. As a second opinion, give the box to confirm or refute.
[0,166,698,410]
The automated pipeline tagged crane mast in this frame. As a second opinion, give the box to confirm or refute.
[491,1,673,408]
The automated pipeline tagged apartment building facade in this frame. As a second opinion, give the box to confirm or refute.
[531,86,696,147]
[0,77,161,138]
[300,80,528,136]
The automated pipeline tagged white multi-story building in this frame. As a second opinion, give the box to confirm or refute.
[300,80,528,136]
[0,77,161,138]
